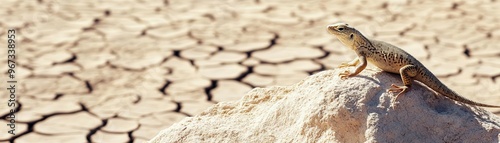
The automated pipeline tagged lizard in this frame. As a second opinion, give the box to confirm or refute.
[326,22,500,108]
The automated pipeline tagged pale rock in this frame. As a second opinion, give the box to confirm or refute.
[150,68,500,143]
[180,101,215,116]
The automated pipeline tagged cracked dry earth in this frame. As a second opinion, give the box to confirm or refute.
[0,0,500,142]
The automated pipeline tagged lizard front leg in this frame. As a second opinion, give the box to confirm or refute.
[338,57,359,68]
[339,55,366,79]
[388,65,417,103]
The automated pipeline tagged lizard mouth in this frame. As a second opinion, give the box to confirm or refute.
[327,25,339,35]
[327,23,349,35]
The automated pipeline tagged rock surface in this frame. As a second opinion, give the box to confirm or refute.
[150,68,500,143]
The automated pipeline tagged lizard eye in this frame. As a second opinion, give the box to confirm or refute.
[338,27,344,31]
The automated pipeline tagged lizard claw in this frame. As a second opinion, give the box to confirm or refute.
[339,70,351,80]
[387,84,409,108]
[388,84,408,96]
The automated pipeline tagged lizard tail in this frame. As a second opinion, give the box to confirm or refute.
[417,68,500,108]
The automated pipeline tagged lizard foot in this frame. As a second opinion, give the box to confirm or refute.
[387,84,408,100]
[339,70,351,79]
[387,84,409,109]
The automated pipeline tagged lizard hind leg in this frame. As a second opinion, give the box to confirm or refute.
[388,65,418,104]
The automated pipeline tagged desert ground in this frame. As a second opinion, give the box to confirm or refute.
[0,0,499,142]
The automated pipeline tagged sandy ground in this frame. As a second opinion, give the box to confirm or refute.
[0,0,499,142]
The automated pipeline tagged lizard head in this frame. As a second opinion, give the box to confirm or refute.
[327,23,361,49]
